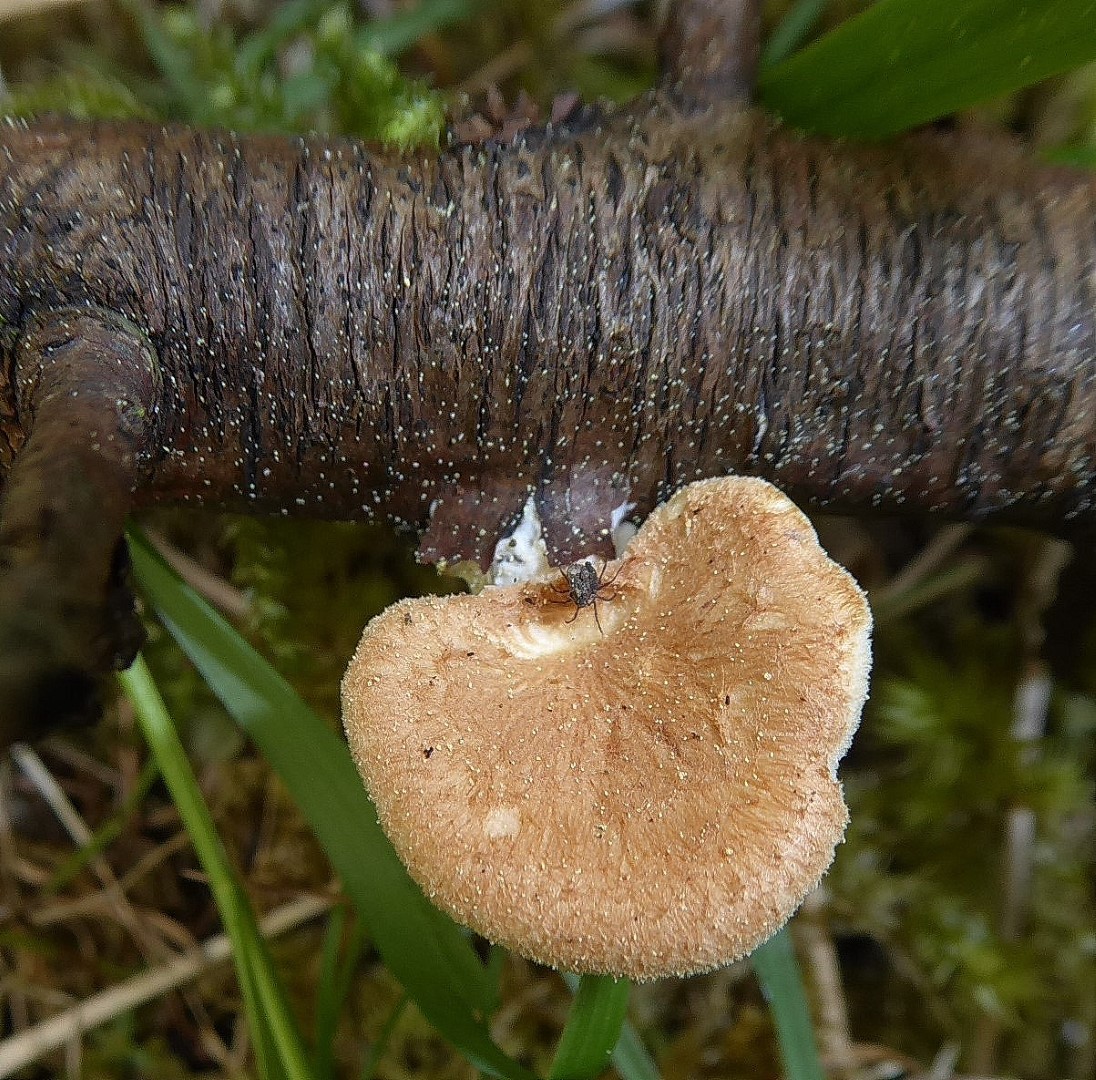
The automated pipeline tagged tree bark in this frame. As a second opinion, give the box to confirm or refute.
[659,0,761,103]
[2,104,1094,561]
[0,306,157,739]
[0,87,1094,741]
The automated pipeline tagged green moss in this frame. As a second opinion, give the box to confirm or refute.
[830,610,1096,1063]
[225,517,461,721]
[1,69,151,121]
[130,0,446,142]
[3,0,447,146]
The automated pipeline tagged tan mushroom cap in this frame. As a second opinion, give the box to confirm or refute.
[342,476,871,979]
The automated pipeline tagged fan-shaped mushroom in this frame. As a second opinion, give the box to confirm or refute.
[342,476,871,979]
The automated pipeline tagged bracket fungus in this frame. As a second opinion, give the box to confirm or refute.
[342,476,872,979]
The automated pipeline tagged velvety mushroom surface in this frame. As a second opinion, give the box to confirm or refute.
[342,476,871,979]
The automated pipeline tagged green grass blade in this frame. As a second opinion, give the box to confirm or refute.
[360,994,410,1080]
[118,0,210,119]
[761,0,831,70]
[313,914,369,1079]
[751,929,823,1080]
[127,527,535,1080]
[357,0,477,56]
[48,757,159,893]
[549,975,631,1080]
[234,924,306,1080]
[560,973,659,1080]
[312,905,347,1079]
[485,944,507,1017]
[759,0,1096,138]
[1045,144,1096,168]
[120,658,274,1076]
[610,1022,661,1080]
[235,0,326,79]
[119,656,314,1080]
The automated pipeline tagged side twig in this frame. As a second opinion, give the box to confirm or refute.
[659,0,760,103]
[0,308,159,746]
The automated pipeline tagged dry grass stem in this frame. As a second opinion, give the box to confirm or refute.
[459,41,535,94]
[116,829,192,894]
[145,528,252,621]
[3,746,235,1064]
[0,0,87,21]
[798,892,856,1073]
[871,525,973,609]
[0,893,331,1079]
[11,745,169,962]
[39,739,118,787]
[971,537,1068,1075]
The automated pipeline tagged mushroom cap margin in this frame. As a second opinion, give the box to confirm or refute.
[342,476,872,979]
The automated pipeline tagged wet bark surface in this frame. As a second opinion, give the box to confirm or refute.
[1,96,1094,574]
[0,306,157,738]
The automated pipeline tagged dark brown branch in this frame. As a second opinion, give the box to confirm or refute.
[5,107,1093,540]
[659,0,761,103]
[0,308,158,744]
[0,94,1093,744]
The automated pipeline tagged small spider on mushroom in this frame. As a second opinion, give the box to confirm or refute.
[542,559,621,633]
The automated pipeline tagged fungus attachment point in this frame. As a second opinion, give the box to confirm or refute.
[342,477,872,979]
